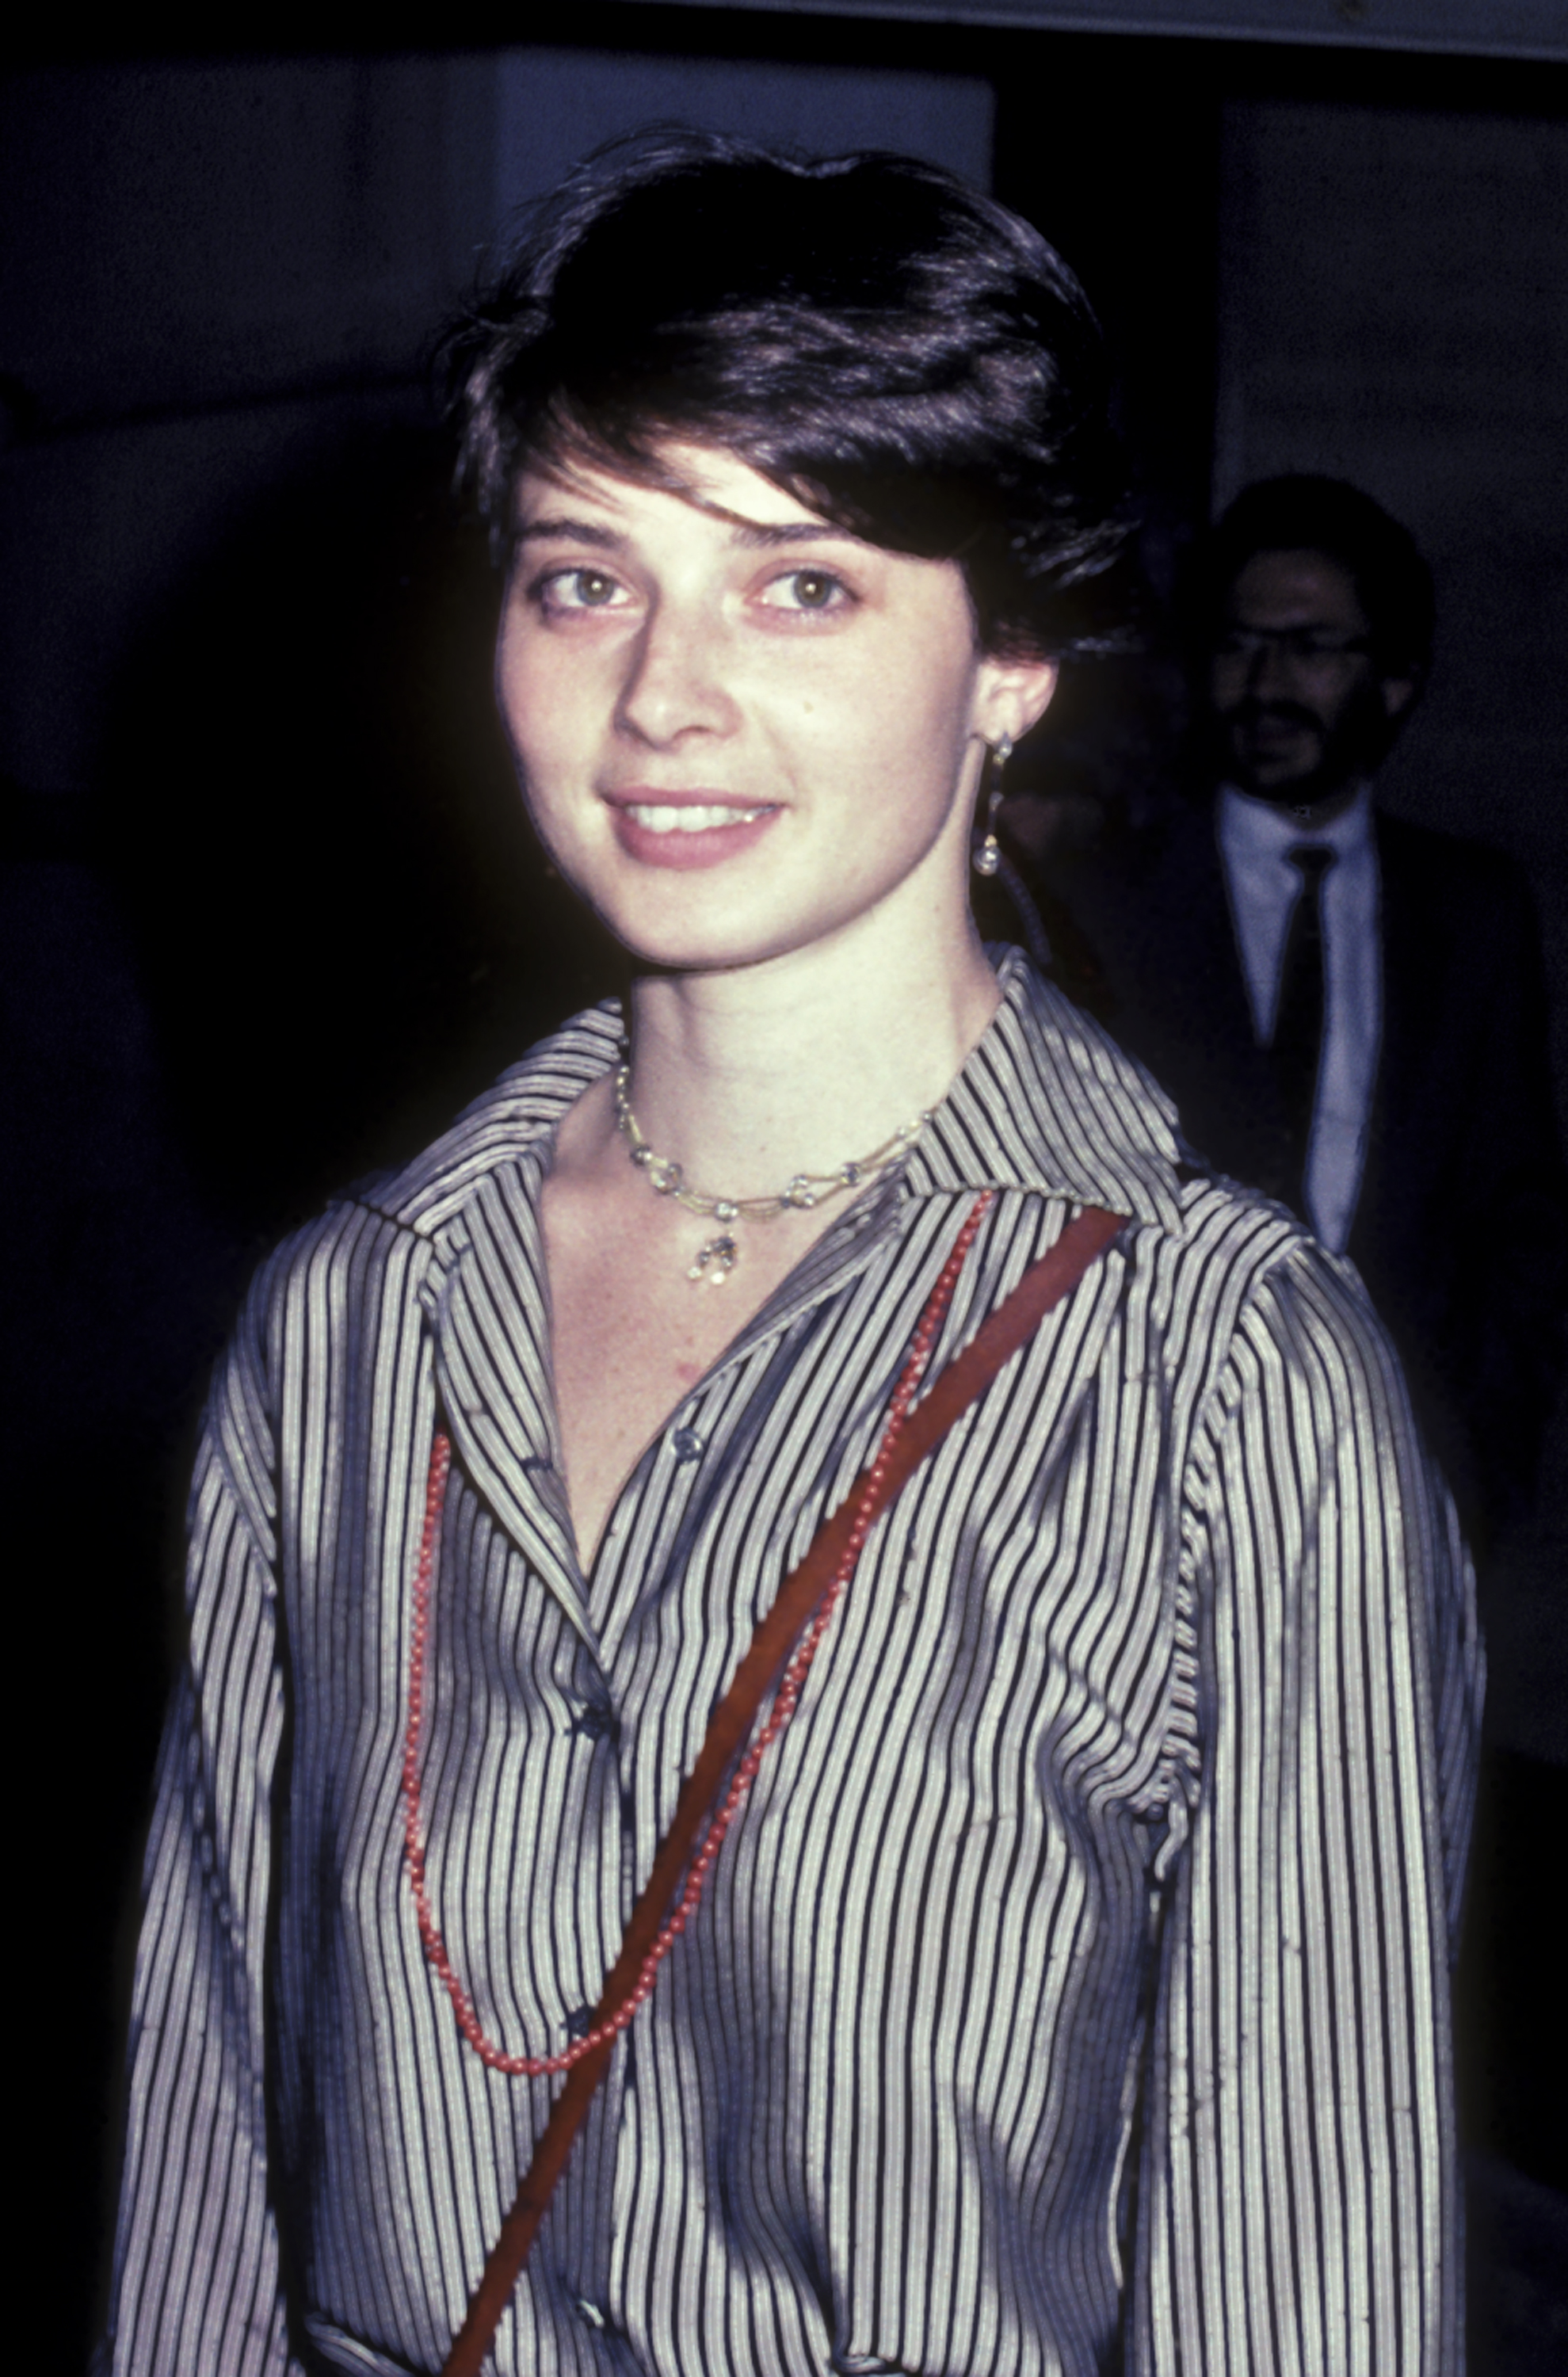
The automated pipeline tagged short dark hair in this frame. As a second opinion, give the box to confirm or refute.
[1203,475,1435,677]
[444,131,1132,659]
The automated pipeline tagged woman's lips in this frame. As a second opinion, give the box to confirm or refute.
[606,794,780,871]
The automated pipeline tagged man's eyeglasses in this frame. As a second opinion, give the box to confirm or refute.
[1215,627,1375,664]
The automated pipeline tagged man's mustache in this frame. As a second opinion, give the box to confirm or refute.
[1221,700,1325,735]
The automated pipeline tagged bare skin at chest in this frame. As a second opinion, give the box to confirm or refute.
[542,1074,841,1568]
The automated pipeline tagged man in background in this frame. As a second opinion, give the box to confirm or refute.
[1048,475,1566,1548]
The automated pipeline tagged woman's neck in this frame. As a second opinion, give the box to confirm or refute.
[615,902,999,1200]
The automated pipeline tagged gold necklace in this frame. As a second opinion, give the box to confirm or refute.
[612,1064,932,1284]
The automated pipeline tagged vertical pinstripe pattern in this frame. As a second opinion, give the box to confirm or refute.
[99,952,1480,2377]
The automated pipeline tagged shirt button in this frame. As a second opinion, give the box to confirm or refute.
[671,1425,704,1463]
[568,1703,618,1743]
[574,2297,608,2330]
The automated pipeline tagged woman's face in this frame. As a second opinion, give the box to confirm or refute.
[496,442,1055,975]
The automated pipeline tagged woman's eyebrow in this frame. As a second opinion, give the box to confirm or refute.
[512,513,864,552]
[514,517,624,549]
[727,520,864,551]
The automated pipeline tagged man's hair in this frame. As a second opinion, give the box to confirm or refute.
[444,131,1132,659]
[1203,475,1435,677]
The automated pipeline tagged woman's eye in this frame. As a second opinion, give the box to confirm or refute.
[536,567,625,612]
[763,568,852,615]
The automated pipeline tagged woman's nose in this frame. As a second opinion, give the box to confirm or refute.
[616,596,740,746]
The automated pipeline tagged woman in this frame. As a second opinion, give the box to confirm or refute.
[101,137,1479,2376]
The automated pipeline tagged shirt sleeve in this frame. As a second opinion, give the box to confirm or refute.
[99,1299,303,2375]
[1131,1241,1482,2376]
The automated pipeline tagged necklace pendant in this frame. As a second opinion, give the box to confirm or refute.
[688,1233,738,1285]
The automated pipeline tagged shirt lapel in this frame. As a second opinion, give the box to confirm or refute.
[426,1151,597,1652]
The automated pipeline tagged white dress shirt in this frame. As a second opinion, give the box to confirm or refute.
[97,956,1478,2377]
[1216,780,1382,1253]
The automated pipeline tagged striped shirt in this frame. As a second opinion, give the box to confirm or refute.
[100,950,1481,2377]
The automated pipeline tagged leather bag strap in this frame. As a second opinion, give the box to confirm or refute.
[440,1200,1124,2375]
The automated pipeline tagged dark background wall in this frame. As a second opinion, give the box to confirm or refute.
[1211,91,1568,1780]
[2,20,1563,2369]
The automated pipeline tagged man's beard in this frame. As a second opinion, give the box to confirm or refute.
[1214,681,1394,807]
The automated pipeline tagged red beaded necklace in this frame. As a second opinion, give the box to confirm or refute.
[401,1189,994,2076]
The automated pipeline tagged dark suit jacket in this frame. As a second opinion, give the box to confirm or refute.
[1048,798,1568,1543]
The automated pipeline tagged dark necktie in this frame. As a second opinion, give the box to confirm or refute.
[1269,844,1335,1216]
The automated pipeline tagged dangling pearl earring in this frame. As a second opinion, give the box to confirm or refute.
[973,732,1013,878]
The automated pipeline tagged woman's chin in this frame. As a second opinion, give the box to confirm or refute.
[610,925,805,981]
[593,894,852,983]
[572,866,795,977]
[587,860,956,988]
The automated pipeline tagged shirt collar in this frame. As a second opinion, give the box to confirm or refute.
[904,948,1181,1227]
[1218,777,1375,864]
[376,948,1181,1238]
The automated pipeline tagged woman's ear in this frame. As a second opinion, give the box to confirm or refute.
[976,654,1059,749]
